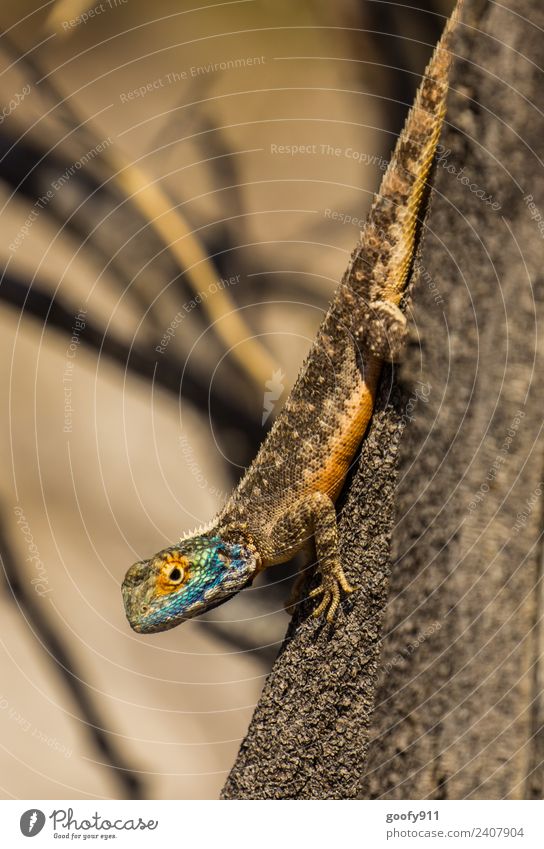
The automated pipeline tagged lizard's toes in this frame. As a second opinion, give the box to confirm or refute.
[336,572,355,594]
[312,590,331,619]
[326,594,340,623]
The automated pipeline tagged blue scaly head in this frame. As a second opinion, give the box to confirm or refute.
[122,529,260,633]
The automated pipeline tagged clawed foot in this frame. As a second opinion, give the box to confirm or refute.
[284,569,309,616]
[273,492,355,624]
[309,566,354,623]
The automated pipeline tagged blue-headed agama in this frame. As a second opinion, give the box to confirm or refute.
[122,1,464,632]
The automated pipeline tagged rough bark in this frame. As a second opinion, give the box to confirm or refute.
[222,0,544,799]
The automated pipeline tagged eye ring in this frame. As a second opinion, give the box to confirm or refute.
[168,566,185,584]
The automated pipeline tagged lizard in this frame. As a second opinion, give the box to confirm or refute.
[122,0,464,632]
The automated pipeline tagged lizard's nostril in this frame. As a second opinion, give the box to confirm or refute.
[122,562,152,630]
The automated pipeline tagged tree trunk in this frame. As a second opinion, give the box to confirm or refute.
[222,0,544,799]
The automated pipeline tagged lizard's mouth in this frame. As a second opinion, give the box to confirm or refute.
[123,582,251,633]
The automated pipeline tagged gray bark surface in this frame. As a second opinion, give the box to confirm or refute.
[222,0,544,799]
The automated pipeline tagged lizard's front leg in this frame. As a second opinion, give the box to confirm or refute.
[284,543,314,616]
[271,491,354,623]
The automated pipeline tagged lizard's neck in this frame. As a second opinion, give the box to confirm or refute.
[215,519,263,572]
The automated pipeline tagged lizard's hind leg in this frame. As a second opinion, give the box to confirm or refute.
[272,491,354,623]
[353,299,408,362]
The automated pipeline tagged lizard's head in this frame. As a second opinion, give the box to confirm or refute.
[122,530,259,633]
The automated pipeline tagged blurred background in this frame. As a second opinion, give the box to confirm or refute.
[0,0,452,799]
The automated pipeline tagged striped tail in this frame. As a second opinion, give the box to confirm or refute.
[349,0,464,305]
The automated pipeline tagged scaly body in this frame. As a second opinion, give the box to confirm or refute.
[123,2,463,632]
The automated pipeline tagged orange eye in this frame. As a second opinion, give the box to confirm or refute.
[168,565,185,584]
[157,555,189,594]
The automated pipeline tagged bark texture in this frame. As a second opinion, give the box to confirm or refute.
[222,0,544,799]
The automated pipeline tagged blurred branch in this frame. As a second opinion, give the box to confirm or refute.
[0,510,144,798]
[107,150,279,392]
[1,31,279,394]
[0,269,262,464]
